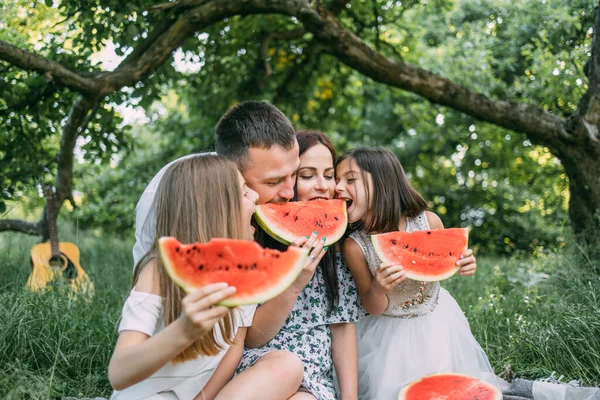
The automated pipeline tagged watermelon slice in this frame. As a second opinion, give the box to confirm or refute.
[371,228,469,281]
[397,373,502,400]
[158,237,308,307]
[254,199,347,246]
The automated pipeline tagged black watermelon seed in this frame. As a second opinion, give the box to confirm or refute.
[175,247,180,252]
[392,240,397,245]
[198,264,204,270]
[324,213,328,218]
[449,252,453,256]
[334,217,339,220]
[413,248,417,252]
[284,212,290,217]
[225,266,229,271]
[238,264,243,269]
[427,231,431,235]
[187,249,190,254]
[295,216,298,221]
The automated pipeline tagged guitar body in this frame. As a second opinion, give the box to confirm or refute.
[27,242,94,295]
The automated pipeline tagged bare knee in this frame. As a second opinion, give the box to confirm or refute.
[260,350,304,386]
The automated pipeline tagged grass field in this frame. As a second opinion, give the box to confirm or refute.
[1,223,598,398]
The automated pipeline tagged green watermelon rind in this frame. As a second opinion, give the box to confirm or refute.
[158,237,308,307]
[371,228,468,282]
[397,372,502,400]
[254,200,348,247]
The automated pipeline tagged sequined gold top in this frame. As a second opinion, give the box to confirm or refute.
[349,212,440,318]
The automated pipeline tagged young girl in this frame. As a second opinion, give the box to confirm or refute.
[335,147,501,400]
[108,155,305,400]
[237,131,364,400]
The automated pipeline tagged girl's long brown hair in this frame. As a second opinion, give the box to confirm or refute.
[132,155,247,363]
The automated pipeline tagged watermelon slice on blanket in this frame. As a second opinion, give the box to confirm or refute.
[254,199,347,246]
[397,373,502,400]
[158,237,308,306]
[371,228,469,281]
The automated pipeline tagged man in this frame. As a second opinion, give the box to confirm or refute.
[132,100,325,400]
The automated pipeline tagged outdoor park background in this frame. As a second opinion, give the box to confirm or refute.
[1,0,599,398]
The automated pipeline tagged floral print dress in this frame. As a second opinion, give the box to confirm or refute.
[236,253,365,399]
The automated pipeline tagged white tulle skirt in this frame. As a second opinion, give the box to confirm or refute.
[356,288,503,400]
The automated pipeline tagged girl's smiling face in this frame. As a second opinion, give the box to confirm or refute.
[335,157,373,224]
[238,172,259,240]
[295,144,336,202]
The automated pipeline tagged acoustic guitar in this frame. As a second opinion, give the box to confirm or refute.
[26,185,94,295]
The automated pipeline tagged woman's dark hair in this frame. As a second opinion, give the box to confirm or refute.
[336,146,428,233]
[293,130,339,313]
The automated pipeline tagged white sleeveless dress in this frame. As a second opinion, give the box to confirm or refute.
[349,212,501,400]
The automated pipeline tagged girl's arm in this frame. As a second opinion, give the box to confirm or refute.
[195,327,248,400]
[425,211,477,276]
[343,238,405,315]
[108,263,235,390]
[330,323,357,400]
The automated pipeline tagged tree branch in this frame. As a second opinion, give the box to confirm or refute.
[0,40,100,94]
[567,0,600,143]
[0,219,39,235]
[290,4,569,149]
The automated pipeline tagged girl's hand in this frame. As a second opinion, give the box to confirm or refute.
[179,283,236,341]
[289,231,327,292]
[457,249,477,276]
[372,262,406,294]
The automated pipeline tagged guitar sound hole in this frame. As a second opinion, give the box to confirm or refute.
[49,254,78,280]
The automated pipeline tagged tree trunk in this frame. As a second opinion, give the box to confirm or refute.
[556,139,600,243]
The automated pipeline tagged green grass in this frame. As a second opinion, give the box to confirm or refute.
[1,224,598,398]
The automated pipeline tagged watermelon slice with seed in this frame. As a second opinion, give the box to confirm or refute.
[397,373,502,400]
[254,199,348,246]
[158,237,308,306]
[371,228,469,281]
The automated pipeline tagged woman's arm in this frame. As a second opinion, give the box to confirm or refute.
[330,323,357,400]
[343,238,405,315]
[195,327,248,400]
[245,233,326,348]
[108,263,235,390]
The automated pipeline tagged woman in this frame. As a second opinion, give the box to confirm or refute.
[237,130,364,400]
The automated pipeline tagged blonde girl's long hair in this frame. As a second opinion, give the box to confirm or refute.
[132,155,247,362]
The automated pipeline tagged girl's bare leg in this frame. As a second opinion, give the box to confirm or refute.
[215,350,304,400]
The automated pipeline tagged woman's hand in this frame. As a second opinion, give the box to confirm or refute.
[179,283,236,341]
[371,262,406,294]
[289,231,327,292]
[457,248,477,276]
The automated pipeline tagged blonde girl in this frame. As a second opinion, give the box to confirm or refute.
[108,155,304,400]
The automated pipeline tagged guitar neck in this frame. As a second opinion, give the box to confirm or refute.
[45,189,61,259]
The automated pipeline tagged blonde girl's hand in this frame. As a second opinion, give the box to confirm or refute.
[372,262,406,294]
[289,231,327,292]
[457,248,477,276]
[179,283,236,341]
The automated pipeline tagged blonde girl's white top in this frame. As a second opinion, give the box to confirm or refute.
[110,290,256,400]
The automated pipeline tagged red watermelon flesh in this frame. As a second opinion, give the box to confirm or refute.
[371,228,468,281]
[254,199,347,246]
[397,373,502,400]
[158,237,308,307]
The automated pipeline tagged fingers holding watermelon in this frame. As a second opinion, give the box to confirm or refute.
[289,231,327,292]
[179,283,237,340]
[457,248,477,276]
[372,263,407,293]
